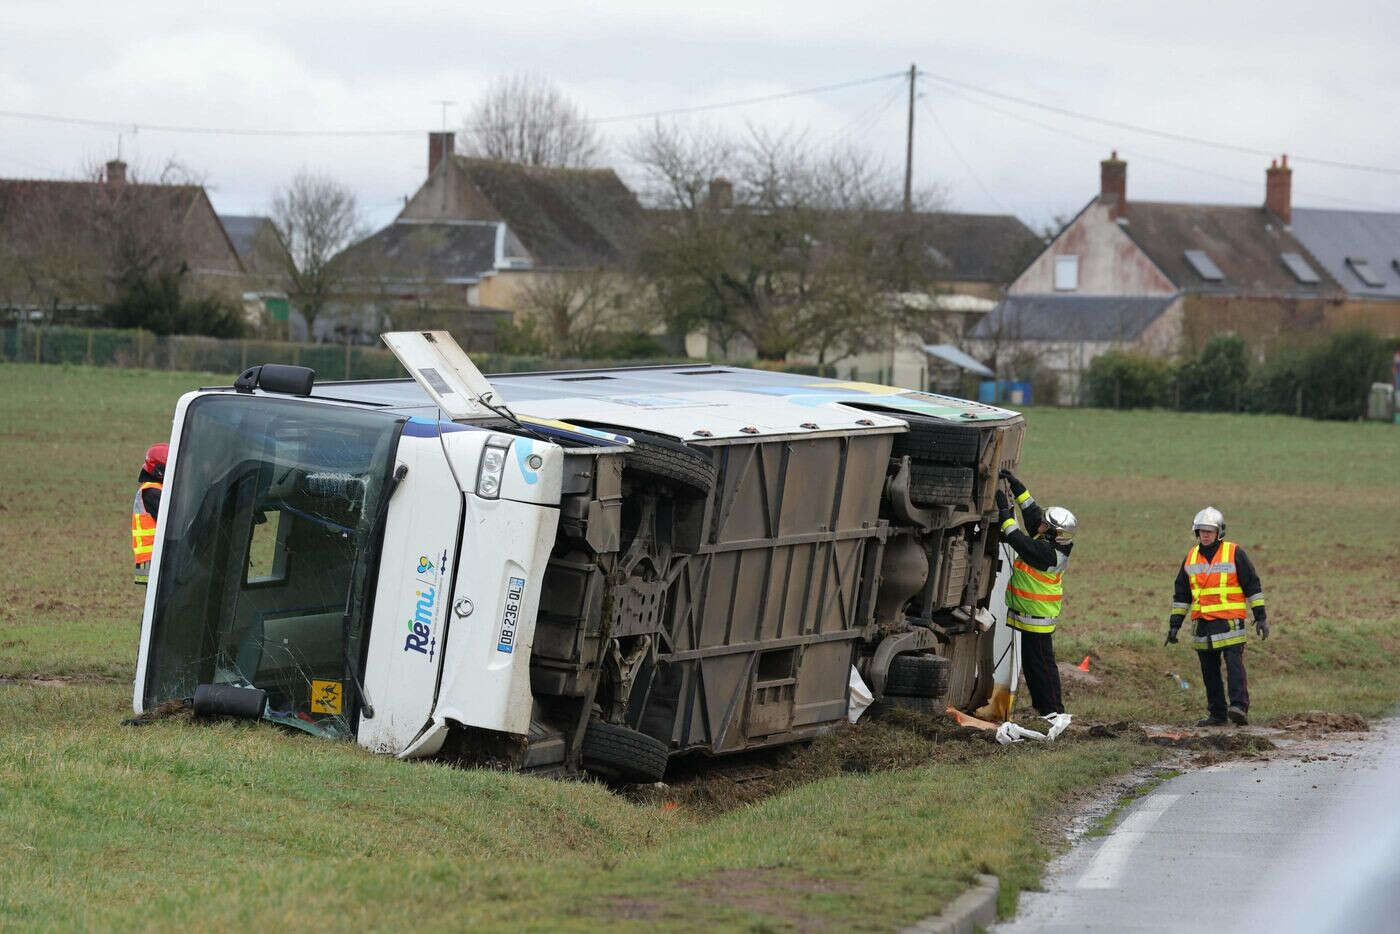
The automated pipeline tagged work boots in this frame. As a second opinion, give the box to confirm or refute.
[1227,705,1249,725]
[1195,715,1228,727]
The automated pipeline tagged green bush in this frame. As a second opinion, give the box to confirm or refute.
[1174,333,1250,411]
[1246,330,1392,420]
[103,273,244,338]
[1083,350,1172,408]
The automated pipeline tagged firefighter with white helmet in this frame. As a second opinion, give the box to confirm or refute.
[994,470,1076,725]
[1166,506,1268,726]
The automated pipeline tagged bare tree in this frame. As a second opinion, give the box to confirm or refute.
[515,267,644,357]
[631,123,947,362]
[271,171,362,339]
[463,74,601,168]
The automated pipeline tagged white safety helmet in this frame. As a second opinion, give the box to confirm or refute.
[1044,506,1077,544]
[1192,506,1225,535]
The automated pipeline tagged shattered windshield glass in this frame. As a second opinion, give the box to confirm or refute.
[144,394,404,738]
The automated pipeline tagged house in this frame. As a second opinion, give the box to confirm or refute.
[0,160,247,319]
[835,212,1041,389]
[674,177,1041,383]
[330,132,644,347]
[218,214,294,333]
[1288,206,1400,337]
[972,153,1351,403]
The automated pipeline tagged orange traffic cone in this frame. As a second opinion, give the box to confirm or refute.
[1077,655,1091,672]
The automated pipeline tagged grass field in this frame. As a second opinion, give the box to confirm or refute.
[1,362,1397,930]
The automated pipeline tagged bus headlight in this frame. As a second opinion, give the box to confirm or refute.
[476,438,511,498]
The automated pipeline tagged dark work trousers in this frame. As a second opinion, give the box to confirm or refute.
[1197,644,1249,718]
[1019,629,1064,715]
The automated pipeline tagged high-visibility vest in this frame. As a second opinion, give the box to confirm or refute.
[1184,540,1247,649]
[131,481,162,566]
[1006,550,1065,634]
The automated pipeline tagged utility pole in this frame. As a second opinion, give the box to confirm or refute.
[903,63,916,213]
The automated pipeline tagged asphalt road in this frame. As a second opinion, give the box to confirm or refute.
[997,719,1400,933]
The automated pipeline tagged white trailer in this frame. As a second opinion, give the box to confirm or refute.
[134,331,1022,780]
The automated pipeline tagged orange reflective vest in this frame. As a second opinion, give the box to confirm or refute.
[1006,554,1065,634]
[1184,540,1247,649]
[131,481,162,566]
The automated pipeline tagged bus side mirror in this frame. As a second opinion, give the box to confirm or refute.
[235,364,317,397]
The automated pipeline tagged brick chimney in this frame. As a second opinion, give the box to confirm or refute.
[1265,154,1292,225]
[706,176,733,210]
[428,131,455,176]
[1099,150,1126,217]
[105,159,127,187]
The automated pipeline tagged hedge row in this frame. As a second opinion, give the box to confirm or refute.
[0,324,832,380]
[1084,330,1395,420]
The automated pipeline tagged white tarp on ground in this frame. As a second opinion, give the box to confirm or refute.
[847,666,874,723]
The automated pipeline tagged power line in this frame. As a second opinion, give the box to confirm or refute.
[584,71,905,126]
[918,96,1015,216]
[932,84,1381,211]
[0,71,906,140]
[919,69,1400,178]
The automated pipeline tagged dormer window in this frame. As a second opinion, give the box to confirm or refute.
[1054,255,1079,291]
[1346,257,1384,287]
[1184,249,1225,282]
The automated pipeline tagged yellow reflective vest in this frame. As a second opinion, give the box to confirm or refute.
[1005,550,1066,634]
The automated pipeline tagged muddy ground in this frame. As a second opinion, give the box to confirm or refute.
[114,692,1374,817]
[623,705,1374,816]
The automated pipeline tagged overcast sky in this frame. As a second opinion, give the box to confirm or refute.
[4,1,1398,233]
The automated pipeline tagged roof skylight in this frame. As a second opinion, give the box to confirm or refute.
[1280,252,1320,284]
[1183,249,1225,282]
[1347,257,1384,287]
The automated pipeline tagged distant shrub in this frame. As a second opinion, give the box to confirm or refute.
[103,273,245,338]
[1174,333,1250,411]
[1246,329,1392,420]
[1083,351,1172,408]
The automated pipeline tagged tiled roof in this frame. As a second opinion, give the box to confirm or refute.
[971,295,1176,342]
[218,215,270,264]
[335,220,500,283]
[453,158,642,267]
[1289,208,1400,299]
[1116,201,1341,296]
[918,211,1043,283]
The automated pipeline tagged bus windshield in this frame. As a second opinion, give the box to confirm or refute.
[142,394,404,738]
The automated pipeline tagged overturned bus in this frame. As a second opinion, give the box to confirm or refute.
[133,331,1023,781]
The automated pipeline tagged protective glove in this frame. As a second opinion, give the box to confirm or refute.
[1164,621,1180,646]
[1255,614,1269,640]
[998,469,1026,496]
[994,490,1014,524]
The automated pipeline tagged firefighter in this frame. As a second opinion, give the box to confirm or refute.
[1165,507,1268,727]
[132,443,167,585]
[994,470,1077,721]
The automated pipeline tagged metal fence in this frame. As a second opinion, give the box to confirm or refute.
[0,324,696,380]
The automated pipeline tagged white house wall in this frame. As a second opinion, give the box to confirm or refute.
[1010,202,1175,297]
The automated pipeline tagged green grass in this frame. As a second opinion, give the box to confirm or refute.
[1,365,1398,929]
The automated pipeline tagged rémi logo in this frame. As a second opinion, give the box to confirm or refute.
[404,550,446,660]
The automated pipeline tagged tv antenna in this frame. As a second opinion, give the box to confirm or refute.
[432,100,456,132]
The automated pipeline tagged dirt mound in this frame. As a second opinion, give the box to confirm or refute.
[1058,661,1102,685]
[1269,712,1369,735]
[1087,721,1275,753]
[121,698,193,726]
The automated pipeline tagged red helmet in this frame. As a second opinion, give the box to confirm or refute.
[143,443,169,475]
